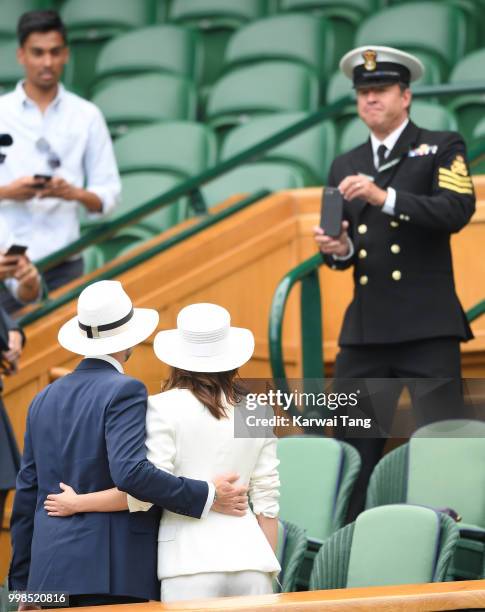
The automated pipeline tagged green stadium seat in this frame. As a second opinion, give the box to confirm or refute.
[470,117,485,175]
[274,520,307,593]
[338,101,458,154]
[0,40,24,94]
[387,0,482,51]
[221,113,337,185]
[170,0,270,85]
[201,162,306,208]
[309,505,458,589]
[82,244,106,273]
[82,172,187,251]
[355,2,468,80]
[0,0,45,40]
[92,25,202,95]
[278,0,384,63]
[113,121,217,178]
[223,14,337,85]
[276,436,360,588]
[91,74,196,138]
[205,62,319,137]
[61,0,155,96]
[366,420,485,580]
[448,48,485,142]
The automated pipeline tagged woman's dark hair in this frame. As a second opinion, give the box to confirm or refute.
[162,368,245,419]
[17,10,67,47]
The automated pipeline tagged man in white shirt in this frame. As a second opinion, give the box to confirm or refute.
[0,10,120,296]
[313,46,475,520]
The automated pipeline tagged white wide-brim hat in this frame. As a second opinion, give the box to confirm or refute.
[154,303,254,372]
[58,280,159,356]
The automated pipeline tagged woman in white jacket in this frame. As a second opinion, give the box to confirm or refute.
[44,303,281,602]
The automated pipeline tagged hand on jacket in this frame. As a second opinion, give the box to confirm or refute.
[212,472,248,517]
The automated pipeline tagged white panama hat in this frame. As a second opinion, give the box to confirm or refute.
[154,303,254,372]
[58,280,159,356]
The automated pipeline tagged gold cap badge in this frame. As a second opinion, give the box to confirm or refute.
[362,49,377,71]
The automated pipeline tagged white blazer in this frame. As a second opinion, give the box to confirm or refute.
[128,388,281,579]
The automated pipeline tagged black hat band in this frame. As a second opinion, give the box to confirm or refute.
[79,307,134,339]
[353,62,411,88]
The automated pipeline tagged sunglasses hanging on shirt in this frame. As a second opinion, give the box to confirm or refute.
[0,133,13,164]
[36,136,61,170]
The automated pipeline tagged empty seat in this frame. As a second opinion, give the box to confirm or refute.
[201,162,306,208]
[0,0,44,40]
[448,48,485,142]
[278,0,384,63]
[470,117,485,175]
[274,520,307,593]
[355,2,468,80]
[224,14,337,84]
[114,121,217,178]
[366,420,485,580]
[170,0,269,85]
[339,102,459,154]
[221,113,337,185]
[0,40,24,94]
[93,25,202,94]
[206,62,319,136]
[91,74,197,138]
[309,505,458,589]
[82,172,187,246]
[61,0,155,95]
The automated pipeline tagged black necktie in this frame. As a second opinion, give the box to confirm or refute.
[377,144,388,169]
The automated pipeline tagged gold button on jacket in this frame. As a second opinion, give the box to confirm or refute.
[392,270,402,281]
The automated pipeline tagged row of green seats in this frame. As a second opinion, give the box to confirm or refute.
[277,421,485,589]
[1,0,484,97]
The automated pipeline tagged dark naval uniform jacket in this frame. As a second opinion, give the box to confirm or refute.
[323,121,475,346]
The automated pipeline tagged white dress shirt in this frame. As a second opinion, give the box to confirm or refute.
[86,355,215,517]
[0,82,121,262]
[128,388,280,580]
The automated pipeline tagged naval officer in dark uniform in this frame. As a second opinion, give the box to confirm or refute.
[314,46,475,519]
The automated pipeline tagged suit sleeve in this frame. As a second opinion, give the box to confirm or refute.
[394,133,475,232]
[9,408,38,591]
[321,160,356,271]
[105,379,208,519]
[127,397,176,513]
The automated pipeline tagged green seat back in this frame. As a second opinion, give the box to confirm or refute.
[206,62,319,131]
[221,113,336,185]
[355,3,468,79]
[170,0,269,86]
[92,74,196,138]
[61,0,154,96]
[94,25,202,92]
[339,102,458,154]
[202,162,305,208]
[0,40,23,94]
[448,48,485,142]
[280,0,381,17]
[347,505,440,587]
[277,436,343,542]
[82,172,186,237]
[82,244,106,273]
[114,121,217,177]
[274,519,307,593]
[407,420,485,529]
[0,0,43,39]
[224,14,336,82]
[473,117,485,140]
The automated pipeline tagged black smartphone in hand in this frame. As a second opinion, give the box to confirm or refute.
[5,244,28,257]
[320,187,344,238]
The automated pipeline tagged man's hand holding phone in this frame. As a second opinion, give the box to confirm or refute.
[314,220,351,256]
[0,176,49,200]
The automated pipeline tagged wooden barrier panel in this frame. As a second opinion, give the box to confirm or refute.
[1,182,484,579]
[36,580,485,611]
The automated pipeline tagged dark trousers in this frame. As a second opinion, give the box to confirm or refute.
[334,336,463,522]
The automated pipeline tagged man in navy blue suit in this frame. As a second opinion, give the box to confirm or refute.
[9,280,247,607]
